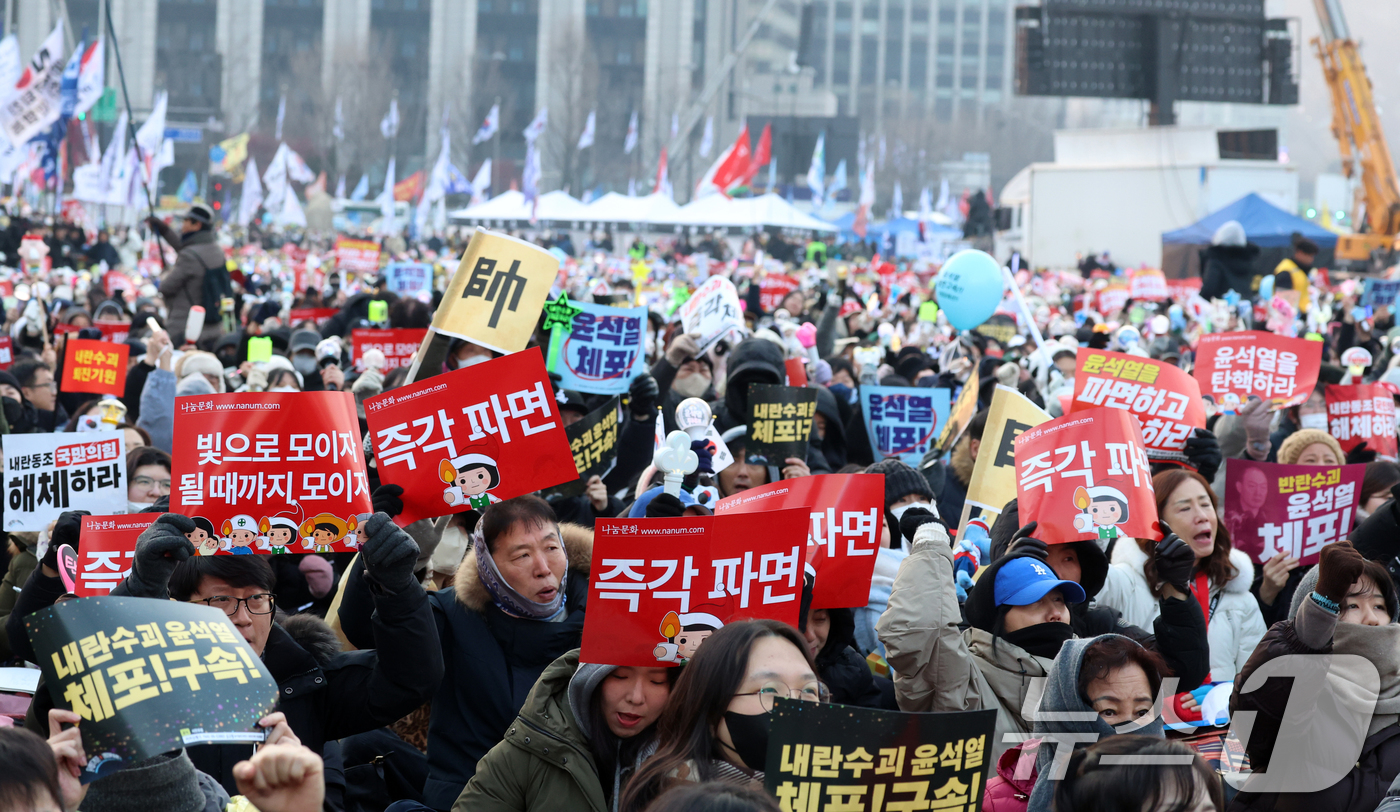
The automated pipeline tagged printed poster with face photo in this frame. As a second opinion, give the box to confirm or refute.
[1223,458,1365,566]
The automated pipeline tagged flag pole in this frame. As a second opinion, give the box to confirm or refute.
[103,12,161,242]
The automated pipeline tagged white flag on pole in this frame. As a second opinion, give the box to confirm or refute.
[378,157,397,234]
[275,95,286,140]
[238,156,263,227]
[472,103,499,144]
[806,132,826,208]
[74,39,103,116]
[698,116,714,158]
[469,159,491,205]
[522,107,548,144]
[1,22,66,148]
[381,98,400,139]
[332,97,344,141]
[623,111,638,154]
[577,110,596,150]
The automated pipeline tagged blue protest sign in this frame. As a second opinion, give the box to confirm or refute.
[383,262,432,297]
[1362,278,1400,310]
[861,385,952,465]
[555,300,648,395]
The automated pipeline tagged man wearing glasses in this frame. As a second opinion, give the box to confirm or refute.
[12,359,66,433]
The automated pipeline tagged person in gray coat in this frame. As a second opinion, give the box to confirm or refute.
[149,204,227,343]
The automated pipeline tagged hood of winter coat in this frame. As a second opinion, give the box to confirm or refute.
[815,607,857,668]
[721,338,786,420]
[1203,243,1260,263]
[950,434,976,486]
[1110,537,1254,597]
[279,613,342,666]
[455,523,595,613]
[813,386,847,469]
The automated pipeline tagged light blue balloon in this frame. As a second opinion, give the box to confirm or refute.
[935,249,1005,331]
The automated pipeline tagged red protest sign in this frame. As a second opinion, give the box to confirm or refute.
[714,474,885,609]
[351,328,427,372]
[1223,458,1365,566]
[760,273,801,313]
[1193,331,1322,411]
[1097,282,1129,314]
[582,508,808,667]
[1070,348,1205,453]
[1325,384,1397,459]
[335,238,381,274]
[1129,268,1168,301]
[75,514,157,596]
[1166,276,1202,302]
[55,320,131,343]
[1014,407,1159,546]
[784,358,808,388]
[364,349,575,526]
[61,338,129,396]
[171,391,373,554]
[288,307,339,326]
[0,335,14,369]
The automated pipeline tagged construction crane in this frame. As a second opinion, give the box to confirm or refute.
[1313,0,1400,263]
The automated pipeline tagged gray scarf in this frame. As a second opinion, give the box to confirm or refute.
[472,524,568,621]
[1332,621,1400,737]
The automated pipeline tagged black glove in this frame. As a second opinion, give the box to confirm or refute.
[41,510,89,571]
[128,514,197,599]
[1347,440,1378,465]
[899,507,943,545]
[645,493,686,518]
[1184,428,1222,483]
[1088,332,1110,350]
[1154,533,1195,594]
[361,512,421,593]
[372,484,405,518]
[1007,522,1049,561]
[628,372,660,420]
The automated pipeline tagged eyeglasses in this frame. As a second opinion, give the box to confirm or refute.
[25,380,56,391]
[734,681,831,713]
[132,476,172,491]
[200,593,275,616]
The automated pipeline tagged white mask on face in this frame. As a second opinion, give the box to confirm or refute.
[128,500,154,514]
[890,501,938,523]
[269,386,299,393]
[672,372,711,398]
[1300,412,1329,431]
[453,354,490,369]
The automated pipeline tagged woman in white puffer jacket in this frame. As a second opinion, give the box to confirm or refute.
[1095,468,1265,685]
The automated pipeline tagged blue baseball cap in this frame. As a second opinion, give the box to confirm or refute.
[994,557,1087,608]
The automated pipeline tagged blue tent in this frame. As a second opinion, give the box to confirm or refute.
[827,212,960,243]
[1162,193,1337,249]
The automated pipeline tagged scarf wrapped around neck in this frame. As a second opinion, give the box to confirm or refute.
[472,524,568,621]
[1332,621,1400,738]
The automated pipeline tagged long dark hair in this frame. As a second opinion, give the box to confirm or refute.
[619,620,817,812]
[587,666,682,808]
[1145,469,1235,599]
[1054,735,1223,812]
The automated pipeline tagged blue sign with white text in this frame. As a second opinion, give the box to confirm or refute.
[556,301,647,396]
[861,385,952,466]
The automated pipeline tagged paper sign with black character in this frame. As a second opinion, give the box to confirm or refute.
[543,396,621,499]
[25,597,277,783]
[765,699,996,812]
[746,384,817,464]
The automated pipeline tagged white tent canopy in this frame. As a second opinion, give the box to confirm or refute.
[671,193,837,232]
[448,190,591,223]
[579,191,682,224]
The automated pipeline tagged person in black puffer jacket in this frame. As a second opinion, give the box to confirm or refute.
[1199,220,1263,302]
[710,337,831,474]
[806,604,897,709]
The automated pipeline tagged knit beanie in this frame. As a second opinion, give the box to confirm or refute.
[1276,429,1344,466]
[865,458,935,508]
[79,751,211,812]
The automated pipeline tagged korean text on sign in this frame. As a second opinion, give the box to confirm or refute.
[1071,348,1204,453]
[434,228,559,355]
[5,433,127,531]
[62,338,130,396]
[556,301,647,396]
[75,515,158,597]
[1325,384,1398,459]
[679,275,744,351]
[351,328,428,372]
[334,238,381,274]
[171,392,372,554]
[1224,458,1366,566]
[861,385,951,466]
[364,349,575,526]
[766,699,997,812]
[545,396,622,499]
[1193,331,1322,410]
[748,384,818,464]
[581,509,809,668]
[383,262,432,296]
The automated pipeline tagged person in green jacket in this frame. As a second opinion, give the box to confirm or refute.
[455,649,674,812]
[805,238,828,267]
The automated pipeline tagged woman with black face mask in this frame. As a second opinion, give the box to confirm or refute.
[619,620,827,812]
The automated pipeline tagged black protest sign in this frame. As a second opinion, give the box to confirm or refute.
[747,384,817,464]
[25,596,277,782]
[543,396,622,498]
[765,698,996,811]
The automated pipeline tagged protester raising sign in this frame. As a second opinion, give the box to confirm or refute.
[1014,406,1158,546]
[934,368,979,457]
[679,275,744,351]
[861,385,951,466]
[383,262,432,297]
[715,474,884,609]
[543,396,621,499]
[582,509,808,667]
[765,699,997,812]
[1362,277,1400,310]
[959,385,1051,537]
[350,328,428,372]
[1325,384,1398,459]
[62,338,129,396]
[552,300,648,395]
[364,349,575,525]
[747,384,817,464]
[432,228,560,355]
[170,391,372,554]
[759,272,801,312]
[4,433,127,531]
[76,514,158,597]
[25,596,277,781]
[334,237,381,274]
[1070,348,1204,453]
[1193,331,1322,410]
[1223,458,1365,566]
[1129,267,1168,301]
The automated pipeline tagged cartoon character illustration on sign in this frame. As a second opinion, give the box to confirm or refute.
[349,513,372,550]
[221,514,262,554]
[299,513,357,553]
[653,610,724,664]
[259,516,300,554]
[187,517,220,556]
[440,438,502,511]
[1072,483,1130,543]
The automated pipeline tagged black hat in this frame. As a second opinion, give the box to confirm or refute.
[864,458,935,508]
[183,204,214,226]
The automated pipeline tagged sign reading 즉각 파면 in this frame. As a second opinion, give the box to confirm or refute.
[5,433,127,531]
[543,396,621,499]
[1223,458,1366,567]
[746,384,817,465]
[861,385,951,466]
[76,515,158,597]
[678,275,744,352]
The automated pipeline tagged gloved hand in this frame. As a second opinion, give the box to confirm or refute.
[1088,332,1110,350]
[1315,541,1368,605]
[628,372,660,420]
[371,484,405,518]
[351,365,385,397]
[646,493,686,518]
[128,514,197,599]
[1007,522,1049,561]
[361,513,421,594]
[665,333,702,367]
[1347,440,1378,465]
[41,510,89,572]
[1239,397,1273,460]
[899,507,942,546]
[1154,533,1195,593]
[1184,428,1222,483]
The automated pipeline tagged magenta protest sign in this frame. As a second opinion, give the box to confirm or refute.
[1222,458,1366,566]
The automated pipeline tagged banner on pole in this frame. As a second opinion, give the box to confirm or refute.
[431,228,560,355]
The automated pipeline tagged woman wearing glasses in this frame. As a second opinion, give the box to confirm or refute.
[619,619,828,812]
[125,446,172,511]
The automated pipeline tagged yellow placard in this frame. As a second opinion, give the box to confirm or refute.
[956,384,1052,538]
[432,228,560,355]
[933,368,980,455]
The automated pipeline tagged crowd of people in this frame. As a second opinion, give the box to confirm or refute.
[1,203,1400,812]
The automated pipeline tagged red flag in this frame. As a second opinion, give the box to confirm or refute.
[711,124,752,193]
[655,147,668,193]
[734,123,772,190]
[393,171,424,202]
